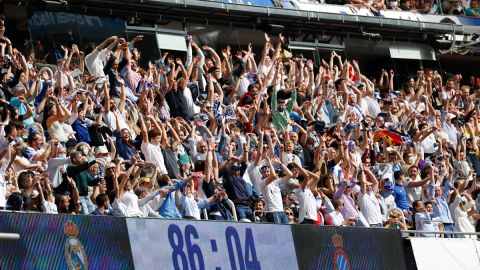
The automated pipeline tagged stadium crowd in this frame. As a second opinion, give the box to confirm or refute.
[305,0,480,16]
[0,16,479,237]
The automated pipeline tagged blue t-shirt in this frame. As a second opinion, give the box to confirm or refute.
[10,97,34,127]
[72,118,91,143]
[159,180,186,219]
[393,184,409,211]
[113,130,136,160]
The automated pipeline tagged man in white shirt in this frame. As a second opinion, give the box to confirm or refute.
[358,166,383,227]
[254,158,294,224]
[85,36,118,78]
[442,113,458,147]
[139,116,167,175]
[291,163,321,224]
[413,200,437,237]
[404,165,430,206]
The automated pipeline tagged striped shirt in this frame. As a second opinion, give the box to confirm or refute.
[334,181,359,220]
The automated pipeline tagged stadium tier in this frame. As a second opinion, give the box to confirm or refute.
[0,1,480,269]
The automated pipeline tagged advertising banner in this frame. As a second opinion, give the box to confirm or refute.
[0,212,134,270]
[127,219,299,270]
[411,238,480,270]
[291,226,407,270]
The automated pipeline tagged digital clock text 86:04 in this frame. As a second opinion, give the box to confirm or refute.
[168,224,261,270]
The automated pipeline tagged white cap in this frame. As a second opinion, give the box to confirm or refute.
[95,146,109,155]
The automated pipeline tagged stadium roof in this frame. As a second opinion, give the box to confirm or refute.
[32,0,463,42]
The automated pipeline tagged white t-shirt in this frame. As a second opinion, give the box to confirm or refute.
[47,157,70,188]
[141,142,168,174]
[358,191,383,225]
[259,178,284,212]
[104,111,129,132]
[281,152,301,167]
[85,49,108,78]
[295,187,317,223]
[420,134,436,154]
[258,63,272,77]
[405,178,422,206]
[182,193,201,219]
[182,86,200,117]
[326,210,345,226]
[381,193,397,221]
[238,76,250,96]
[147,194,165,212]
[247,164,263,197]
[121,190,143,217]
[42,200,58,214]
[112,198,128,216]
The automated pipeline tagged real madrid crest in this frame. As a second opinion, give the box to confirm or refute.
[332,233,351,270]
[64,220,89,270]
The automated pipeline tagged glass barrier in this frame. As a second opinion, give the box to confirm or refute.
[207,0,480,20]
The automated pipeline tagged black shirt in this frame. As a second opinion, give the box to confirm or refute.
[165,88,192,120]
[162,148,181,179]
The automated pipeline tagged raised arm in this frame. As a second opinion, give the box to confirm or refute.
[203,45,221,69]
[139,114,149,143]
[176,58,189,90]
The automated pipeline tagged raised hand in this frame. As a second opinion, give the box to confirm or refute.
[306,59,314,70]
[264,33,271,43]
[132,35,144,43]
[72,44,79,54]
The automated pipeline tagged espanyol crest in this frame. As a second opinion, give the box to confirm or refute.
[64,220,88,270]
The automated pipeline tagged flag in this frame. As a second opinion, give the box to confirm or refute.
[373,129,413,146]
[349,65,357,82]
[224,105,236,120]
[212,100,221,117]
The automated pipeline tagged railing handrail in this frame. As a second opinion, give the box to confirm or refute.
[401,230,480,236]
[0,233,20,240]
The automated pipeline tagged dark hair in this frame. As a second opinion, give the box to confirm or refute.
[95,193,109,207]
[334,78,344,91]
[70,151,84,163]
[54,194,68,206]
[394,171,404,181]
[27,131,42,144]
[412,199,423,211]
[42,102,55,129]
[7,192,23,211]
[4,123,16,136]
[147,129,161,141]
[194,160,205,172]
[253,199,263,206]
[157,174,170,187]
[305,137,315,145]
[208,66,219,74]
[11,121,24,129]
[418,123,428,130]
[18,171,33,189]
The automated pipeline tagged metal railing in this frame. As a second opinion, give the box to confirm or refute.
[0,233,20,240]
[401,230,480,237]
